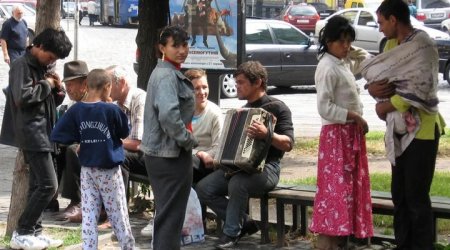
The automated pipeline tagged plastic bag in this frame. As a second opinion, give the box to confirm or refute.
[181,188,205,246]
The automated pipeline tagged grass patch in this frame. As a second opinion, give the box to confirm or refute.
[293,128,450,157]
[280,172,450,235]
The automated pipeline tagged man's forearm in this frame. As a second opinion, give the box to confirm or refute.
[1,40,8,58]
[271,133,293,152]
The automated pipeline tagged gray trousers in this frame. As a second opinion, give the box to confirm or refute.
[144,149,192,249]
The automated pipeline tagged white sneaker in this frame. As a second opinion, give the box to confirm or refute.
[140,219,154,237]
[10,231,48,250]
[36,234,63,248]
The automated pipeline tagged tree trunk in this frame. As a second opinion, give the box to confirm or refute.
[5,0,61,237]
[35,0,61,34]
[136,0,169,90]
[6,151,29,237]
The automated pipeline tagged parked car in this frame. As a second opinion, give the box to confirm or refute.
[220,19,318,98]
[315,8,450,54]
[0,2,36,41]
[308,2,336,19]
[133,19,319,98]
[435,38,450,84]
[279,4,320,33]
[0,0,36,9]
[62,1,76,19]
[441,18,450,33]
[416,0,450,29]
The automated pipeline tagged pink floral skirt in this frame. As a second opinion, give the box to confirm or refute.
[309,123,373,238]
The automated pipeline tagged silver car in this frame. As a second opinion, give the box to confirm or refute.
[315,8,450,54]
[416,0,450,29]
[220,18,318,98]
[0,2,36,41]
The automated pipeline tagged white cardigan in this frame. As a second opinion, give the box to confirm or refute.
[315,52,367,126]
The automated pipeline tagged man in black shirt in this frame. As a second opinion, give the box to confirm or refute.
[195,61,294,249]
[0,5,28,65]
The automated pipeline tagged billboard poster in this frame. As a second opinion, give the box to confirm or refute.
[169,0,238,70]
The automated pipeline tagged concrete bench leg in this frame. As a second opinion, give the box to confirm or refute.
[300,205,307,236]
[260,196,270,244]
[433,215,437,242]
[292,204,298,231]
[276,199,285,247]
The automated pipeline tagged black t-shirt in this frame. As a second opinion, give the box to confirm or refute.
[244,95,294,161]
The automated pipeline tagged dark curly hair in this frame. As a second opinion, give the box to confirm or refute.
[317,16,355,58]
[32,28,72,59]
[234,61,268,90]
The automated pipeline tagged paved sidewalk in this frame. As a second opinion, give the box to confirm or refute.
[1,144,449,249]
[0,145,315,249]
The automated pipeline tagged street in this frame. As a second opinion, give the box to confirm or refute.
[1,18,450,138]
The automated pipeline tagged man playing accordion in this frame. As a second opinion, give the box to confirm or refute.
[195,61,294,249]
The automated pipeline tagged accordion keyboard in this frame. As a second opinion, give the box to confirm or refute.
[241,114,262,158]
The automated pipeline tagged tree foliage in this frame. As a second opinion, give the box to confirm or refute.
[136,0,170,90]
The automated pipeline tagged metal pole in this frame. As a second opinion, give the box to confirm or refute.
[74,0,79,60]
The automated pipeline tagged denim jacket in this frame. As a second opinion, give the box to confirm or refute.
[141,59,198,158]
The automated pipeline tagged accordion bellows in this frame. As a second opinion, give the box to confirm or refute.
[214,108,275,174]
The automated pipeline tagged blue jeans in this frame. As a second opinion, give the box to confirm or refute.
[195,161,280,237]
[18,151,58,235]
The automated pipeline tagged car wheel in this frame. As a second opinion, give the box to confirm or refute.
[445,62,450,85]
[220,74,237,98]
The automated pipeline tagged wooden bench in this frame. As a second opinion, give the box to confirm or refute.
[268,185,450,247]
[126,173,275,243]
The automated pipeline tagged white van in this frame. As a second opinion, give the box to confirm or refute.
[415,0,450,29]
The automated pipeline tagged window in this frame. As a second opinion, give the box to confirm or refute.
[420,0,450,8]
[270,22,309,45]
[339,10,358,24]
[246,22,273,44]
[357,11,375,26]
[289,6,317,15]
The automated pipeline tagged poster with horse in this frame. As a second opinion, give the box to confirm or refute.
[169,0,238,69]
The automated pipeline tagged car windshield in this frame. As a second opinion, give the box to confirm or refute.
[290,6,317,15]
[63,2,76,10]
[361,0,383,8]
[2,4,35,16]
[420,0,450,8]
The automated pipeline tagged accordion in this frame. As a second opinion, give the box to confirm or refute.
[214,108,275,174]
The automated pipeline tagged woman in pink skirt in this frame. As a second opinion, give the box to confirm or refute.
[309,16,373,249]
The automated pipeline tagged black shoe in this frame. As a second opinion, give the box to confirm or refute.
[44,199,59,213]
[238,220,259,239]
[191,40,196,46]
[215,234,238,249]
[203,41,209,48]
